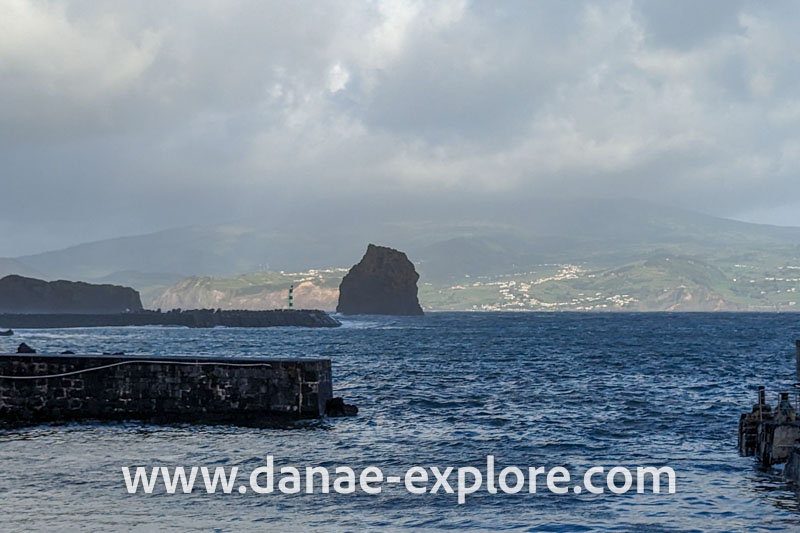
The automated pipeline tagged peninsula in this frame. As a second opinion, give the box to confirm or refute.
[0,274,142,313]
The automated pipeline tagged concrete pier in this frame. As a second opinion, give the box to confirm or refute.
[0,353,332,426]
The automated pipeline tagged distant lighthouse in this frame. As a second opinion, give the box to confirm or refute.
[288,284,294,308]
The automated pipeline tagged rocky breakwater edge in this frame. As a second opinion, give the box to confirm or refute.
[0,308,341,329]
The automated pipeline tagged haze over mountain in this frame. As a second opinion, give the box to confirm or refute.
[8,198,800,280]
[4,197,800,311]
[0,258,44,279]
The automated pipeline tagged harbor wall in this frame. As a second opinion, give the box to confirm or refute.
[0,308,340,329]
[0,353,332,425]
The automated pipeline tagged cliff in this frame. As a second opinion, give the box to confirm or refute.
[336,244,424,315]
[0,275,143,314]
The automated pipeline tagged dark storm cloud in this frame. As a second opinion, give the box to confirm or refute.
[2,0,800,255]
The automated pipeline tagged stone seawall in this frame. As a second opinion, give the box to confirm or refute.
[0,353,332,426]
[0,308,340,329]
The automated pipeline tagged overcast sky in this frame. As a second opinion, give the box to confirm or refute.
[2,0,800,256]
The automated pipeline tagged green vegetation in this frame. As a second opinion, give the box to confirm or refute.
[149,269,346,311]
[419,253,800,311]
[9,199,800,311]
[147,252,800,312]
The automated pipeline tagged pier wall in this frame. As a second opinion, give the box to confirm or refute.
[0,354,332,425]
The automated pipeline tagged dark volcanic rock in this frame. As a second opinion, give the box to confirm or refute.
[0,275,143,314]
[336,244,424,315]
[17,343,35,354]
[325,397,358,417]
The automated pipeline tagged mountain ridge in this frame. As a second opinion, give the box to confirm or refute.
[9,198,800,282]
[4,198,800,312]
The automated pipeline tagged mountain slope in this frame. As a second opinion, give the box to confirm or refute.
[0,258,44,279]
[418,253,800,311]
[150,270,345,311]
[12,198,800,281]
[7,198,800,313]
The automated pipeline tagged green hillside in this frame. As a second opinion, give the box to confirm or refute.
[149,269,346,311]
[419,254,800,311]
[7,198,800,312]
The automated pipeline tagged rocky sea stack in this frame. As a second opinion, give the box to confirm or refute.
[0,275,143,314]
[336,244,424,316]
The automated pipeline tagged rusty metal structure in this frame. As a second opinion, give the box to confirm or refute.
[738,341,800,481]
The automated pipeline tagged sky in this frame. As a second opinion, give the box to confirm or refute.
[1,0,800,257]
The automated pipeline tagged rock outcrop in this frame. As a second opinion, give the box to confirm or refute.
[16,343,35,354]
[336,244,423,315]
[325,397,359,417]
[0,275,143,314]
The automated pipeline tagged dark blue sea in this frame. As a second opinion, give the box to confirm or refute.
[2,313,800,532]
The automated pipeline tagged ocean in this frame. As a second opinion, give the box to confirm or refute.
[1,312,799,531]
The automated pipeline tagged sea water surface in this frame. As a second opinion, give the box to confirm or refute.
[1,312,800,532]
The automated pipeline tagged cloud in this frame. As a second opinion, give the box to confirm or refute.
[1,0,800,255]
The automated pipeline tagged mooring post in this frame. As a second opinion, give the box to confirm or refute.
[795,341,800,411]
[758,386,766,420]
[796,340,800,383]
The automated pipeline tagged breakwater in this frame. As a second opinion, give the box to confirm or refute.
[0,353,332,425]
[0,308,340,329]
